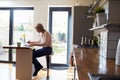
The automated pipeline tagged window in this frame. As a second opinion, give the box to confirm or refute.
[0,7,34,63]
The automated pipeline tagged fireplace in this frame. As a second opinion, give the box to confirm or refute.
[90,24,120,59]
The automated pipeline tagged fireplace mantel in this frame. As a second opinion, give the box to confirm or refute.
[90,23,120,59]
[89,23,120,31]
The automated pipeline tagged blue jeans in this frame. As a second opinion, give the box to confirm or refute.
[32,47,52,71]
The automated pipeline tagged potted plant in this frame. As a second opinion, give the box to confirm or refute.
[94,6,105,13]
[93,6,107,26]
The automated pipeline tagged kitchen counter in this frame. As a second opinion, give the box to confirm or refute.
[88,72,120,80]
[73,48,120,80]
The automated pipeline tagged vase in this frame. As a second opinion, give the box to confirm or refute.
[96,13,107,26]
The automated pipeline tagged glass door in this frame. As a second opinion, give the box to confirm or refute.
[0,10,10,61]
[52,11,68,64]
[49,7,71,66]
[13,10,34,61]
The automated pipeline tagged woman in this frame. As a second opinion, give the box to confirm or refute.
[27,23,52,76]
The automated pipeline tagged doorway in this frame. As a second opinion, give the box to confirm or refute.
[49,7,71,66]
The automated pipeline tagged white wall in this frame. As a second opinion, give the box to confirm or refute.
[0,0,33,7]
[33,0,90,28]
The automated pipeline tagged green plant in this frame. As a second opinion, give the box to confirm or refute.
[93,6,105,13]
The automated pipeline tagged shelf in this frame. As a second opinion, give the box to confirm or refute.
[89,24,107,31]
[87,13,96,18]
[89,23,120,32]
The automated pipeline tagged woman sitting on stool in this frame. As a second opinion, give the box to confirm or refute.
[27,23,52,76]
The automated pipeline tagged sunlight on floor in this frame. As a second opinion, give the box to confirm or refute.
[0,63,74,80]
[33,67,74,80]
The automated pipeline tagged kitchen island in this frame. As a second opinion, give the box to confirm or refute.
[73,48,120,80]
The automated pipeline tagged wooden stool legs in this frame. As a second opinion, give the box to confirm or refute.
[46,55,50,78]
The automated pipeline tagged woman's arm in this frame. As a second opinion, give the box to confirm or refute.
[27,31,51,47]
[29,42,46,46]
[27,41,40,46]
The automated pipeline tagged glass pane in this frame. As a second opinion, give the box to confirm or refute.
[13,10,34,61]
[51,11,68,64]
[0,10,10,61]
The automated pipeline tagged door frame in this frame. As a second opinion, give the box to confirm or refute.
[49,7,72,66]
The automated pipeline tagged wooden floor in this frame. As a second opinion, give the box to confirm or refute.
[0,63,74,80]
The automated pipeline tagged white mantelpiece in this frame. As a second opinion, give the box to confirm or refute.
[90,24,120,59]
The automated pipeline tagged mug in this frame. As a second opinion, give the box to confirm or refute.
[17,42,21,47]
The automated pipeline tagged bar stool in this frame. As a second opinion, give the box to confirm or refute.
[45,52,54,78]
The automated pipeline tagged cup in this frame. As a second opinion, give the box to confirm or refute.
[17,42,21,47]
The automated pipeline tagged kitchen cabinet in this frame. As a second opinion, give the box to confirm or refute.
[73,6,94,45]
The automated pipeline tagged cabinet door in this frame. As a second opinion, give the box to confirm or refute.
[73,6,94,44]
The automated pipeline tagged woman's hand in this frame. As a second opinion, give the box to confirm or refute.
[27,40,39,46]
[27,41,37,46]
[27,40,34,46]
[27,40,31,44]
